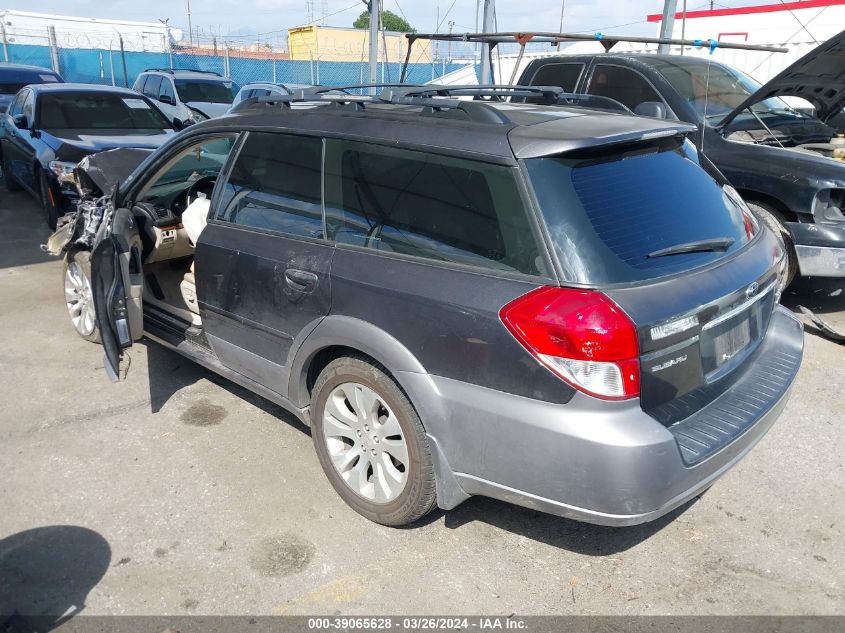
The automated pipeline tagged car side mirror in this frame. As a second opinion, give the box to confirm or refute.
[159,94,174,105]
[12,114,29,129]
[634,101,668,119]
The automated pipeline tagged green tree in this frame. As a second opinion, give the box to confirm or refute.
[353,9,415,33]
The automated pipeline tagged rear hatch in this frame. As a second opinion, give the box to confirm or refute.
[519,129,785,423]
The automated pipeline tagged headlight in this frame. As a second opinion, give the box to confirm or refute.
[49,160,78,186]
[188,109,208,123]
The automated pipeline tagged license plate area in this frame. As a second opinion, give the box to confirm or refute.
[713,318,752,366]
[700,287,774,381]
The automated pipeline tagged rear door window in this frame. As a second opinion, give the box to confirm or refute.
[587,64,663,112]
[216,132,324,238]
[142,75,162,99]
[530,63,584,92]
[159,78,175,101]
[324,140,543,276]
[525,142,751,284]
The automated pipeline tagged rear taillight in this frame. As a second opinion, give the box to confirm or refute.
[743,210,756,241]
[500,287,640,400]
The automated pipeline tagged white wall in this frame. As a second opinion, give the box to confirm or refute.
[0,10,182,52]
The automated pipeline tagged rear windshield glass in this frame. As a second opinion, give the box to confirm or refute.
[0,71,61,94]
[38,93,171,130]
[525,144,750,285]
[175,79,236,104]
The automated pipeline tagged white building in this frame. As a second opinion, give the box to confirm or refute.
[0,10,182,52]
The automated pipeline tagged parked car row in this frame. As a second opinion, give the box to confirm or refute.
[0,61,309,227]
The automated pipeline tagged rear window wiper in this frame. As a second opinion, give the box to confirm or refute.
[647,237,735,259]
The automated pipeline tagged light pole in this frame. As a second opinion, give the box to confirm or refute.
[447,21,455,62]
[186,0,193,47]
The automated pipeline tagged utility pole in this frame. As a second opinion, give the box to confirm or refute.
[556,0,565,51]
[479,0,495,85]
[186,0,193,47]
[657,0,678,54]
[368,0,380,93]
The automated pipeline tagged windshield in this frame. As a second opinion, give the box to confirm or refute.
[175,79,237,104]
[525,143,751,285]
[653,59,807,125]
[38,93,171,130]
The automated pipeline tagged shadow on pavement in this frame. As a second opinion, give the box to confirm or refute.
[0,188,54,270]
[0,525,111,631]
[144,340,308,433]
[439,495,696,555]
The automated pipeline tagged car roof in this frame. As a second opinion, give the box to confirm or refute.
[532,53,726,70]
[26,83,147,96]
[143,69,228,80]
[201,99,695,161]
[0,63,62,75]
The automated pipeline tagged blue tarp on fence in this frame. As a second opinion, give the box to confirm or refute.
[5,43,466,89]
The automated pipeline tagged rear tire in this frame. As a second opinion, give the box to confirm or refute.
[63,250,101,343]
[747,201,797,290]
[40,170,61,230]
[310,355,436,526]
[2,152,20,191]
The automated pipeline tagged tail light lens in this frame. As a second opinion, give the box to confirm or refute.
[500,287,640,400]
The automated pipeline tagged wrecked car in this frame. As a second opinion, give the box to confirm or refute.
[520,28,845,285]
[47,85,803,528]
[0,83,177,229]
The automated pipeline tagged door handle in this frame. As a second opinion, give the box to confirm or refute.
[284,268,318,292]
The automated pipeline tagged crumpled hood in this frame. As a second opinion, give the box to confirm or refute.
[73,147,155,198]
[719,28,845,128]
[42,129,174,164]
[185,101,231,118]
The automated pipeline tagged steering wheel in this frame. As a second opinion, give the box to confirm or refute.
[185,175,217,207]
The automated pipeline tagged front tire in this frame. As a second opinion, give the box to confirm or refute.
[747,201,797,290]
[311,355,436,526]
[63,251,100,343]
[40,170,60,230]
[2,152,20,191]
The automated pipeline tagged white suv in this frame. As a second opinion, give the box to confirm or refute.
[133,69,237,127]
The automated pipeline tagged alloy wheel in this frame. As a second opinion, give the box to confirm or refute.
[65,261,96,336]
[321,381,409,504]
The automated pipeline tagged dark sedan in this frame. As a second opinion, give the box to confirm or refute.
[1,83,176,228]
[0,63,63,113]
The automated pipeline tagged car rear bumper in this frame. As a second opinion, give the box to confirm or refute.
[787,222,845,277]
[401,306,803,526]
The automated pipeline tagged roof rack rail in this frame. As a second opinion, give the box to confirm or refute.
[399,31,788,83]
[382,84,563,103]
[229,82,632,121]
[142,68,223,77]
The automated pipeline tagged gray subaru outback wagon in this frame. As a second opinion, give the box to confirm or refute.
[53,85,803,527]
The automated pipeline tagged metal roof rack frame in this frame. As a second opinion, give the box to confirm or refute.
[229,82,632,122]
[399,31,788,84]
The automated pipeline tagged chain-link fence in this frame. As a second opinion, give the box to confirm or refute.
[1,24,473,89]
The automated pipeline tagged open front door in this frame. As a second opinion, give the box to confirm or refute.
[90,207,144,381]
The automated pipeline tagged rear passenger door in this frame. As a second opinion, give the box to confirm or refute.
[196,131,333,395]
